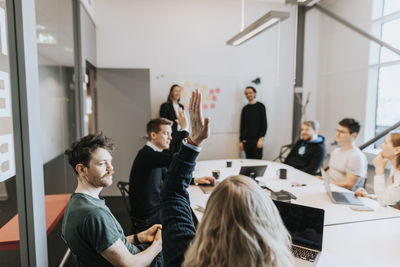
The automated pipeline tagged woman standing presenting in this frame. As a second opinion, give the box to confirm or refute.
[159,84,185,153]
[355,132,400,206]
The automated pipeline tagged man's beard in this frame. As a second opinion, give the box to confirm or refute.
[90,170,115,188]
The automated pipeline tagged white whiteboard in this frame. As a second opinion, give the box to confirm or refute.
[153,74,255,134]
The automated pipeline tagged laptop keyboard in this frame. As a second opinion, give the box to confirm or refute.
[292,246,318,262]
[332,192,349,203]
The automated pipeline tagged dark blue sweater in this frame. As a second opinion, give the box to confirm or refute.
[160,143,199,267]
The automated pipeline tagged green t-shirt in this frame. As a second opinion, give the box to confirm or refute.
[62,193,140,267]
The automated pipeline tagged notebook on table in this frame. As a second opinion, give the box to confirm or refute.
[199,182,220,194]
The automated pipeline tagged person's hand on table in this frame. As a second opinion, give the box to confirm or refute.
[372,153,388,175]
[137,224,162,243]
[354,188,367,197]
[195,176,216,185]
[315,175,323,180]
[175,107,187,130]
[257,137,263,149]
[187,90,210,146]
[239,142,244,151]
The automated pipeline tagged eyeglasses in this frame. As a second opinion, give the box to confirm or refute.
[335,128,349,134]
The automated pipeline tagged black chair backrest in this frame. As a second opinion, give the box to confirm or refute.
[117,181,131,217]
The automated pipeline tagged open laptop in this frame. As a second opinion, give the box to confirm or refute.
[273,200,324,266]
[239,165,267,179]
[321,169,364,206]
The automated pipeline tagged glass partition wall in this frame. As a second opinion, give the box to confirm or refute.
[35,0,78,265]
[0,1,20,265]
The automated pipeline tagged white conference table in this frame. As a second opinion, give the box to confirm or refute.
[294,217,400,267]
[190,159,400,226]
[189,159,400,267]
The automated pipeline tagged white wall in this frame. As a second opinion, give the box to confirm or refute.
[95,0,297,160]
[303,0,373,152]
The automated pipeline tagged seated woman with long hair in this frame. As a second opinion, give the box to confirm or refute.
[160,90,293,267]
[183,176,293,267]
[355,132,400,206]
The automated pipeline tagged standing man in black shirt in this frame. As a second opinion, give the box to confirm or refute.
[239,86,267,159]
[129,113,215,233]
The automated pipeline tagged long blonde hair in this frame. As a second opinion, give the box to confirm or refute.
[182,175,294,267]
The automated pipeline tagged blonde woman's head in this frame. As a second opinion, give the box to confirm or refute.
[183,175,293,267]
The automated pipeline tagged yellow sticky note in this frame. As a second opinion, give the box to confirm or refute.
[206,95,211,101]
[185,81,191,87]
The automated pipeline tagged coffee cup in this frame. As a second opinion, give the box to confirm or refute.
[276,168,287,179]
[226,161,232,168]
[212,170,220,180]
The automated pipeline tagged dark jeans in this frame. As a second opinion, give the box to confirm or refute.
[243,139,263,159]
[133,210,161,233]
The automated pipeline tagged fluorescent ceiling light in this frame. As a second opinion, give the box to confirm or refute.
[285,0,320,6]
[36,24,46,30]
[226,11,289,46]
[37,33,56,45]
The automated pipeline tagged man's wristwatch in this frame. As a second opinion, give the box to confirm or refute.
[133,234,140,245]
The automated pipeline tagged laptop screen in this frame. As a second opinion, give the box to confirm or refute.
[273,200,324,251]
[239,165,267,179]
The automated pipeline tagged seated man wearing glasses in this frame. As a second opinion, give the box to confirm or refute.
[318,118,367,191]
[284,120,326,175]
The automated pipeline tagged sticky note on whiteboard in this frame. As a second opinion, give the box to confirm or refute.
[0,142,8,153]
[0,134,15,182]
[1,160,9,172]
[0,71,10,117]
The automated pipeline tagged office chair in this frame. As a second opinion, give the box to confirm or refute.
[117,181,131,216]
[116,181,136,233]
[273,143,293,162]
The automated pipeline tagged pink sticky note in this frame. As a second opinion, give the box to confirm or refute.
[210,103,215,109]
[215,88,220,93]
[180,86,184,91]
[212,96,217,101]
[203,104,208,110]
[209,89,214,94]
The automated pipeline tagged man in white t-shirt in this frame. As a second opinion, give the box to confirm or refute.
[318,118,367,191]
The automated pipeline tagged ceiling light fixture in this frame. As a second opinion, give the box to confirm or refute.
[285,0,320,7]
[36,33,56,45]
[36,24,46,31]
[226,10,290,46]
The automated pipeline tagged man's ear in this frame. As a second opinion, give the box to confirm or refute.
[351,132,358,139]
[75,164,86,177]
[150,131,157,141]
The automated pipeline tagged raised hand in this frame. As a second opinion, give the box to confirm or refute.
[188,90,210,146]
[175,107,187,129]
